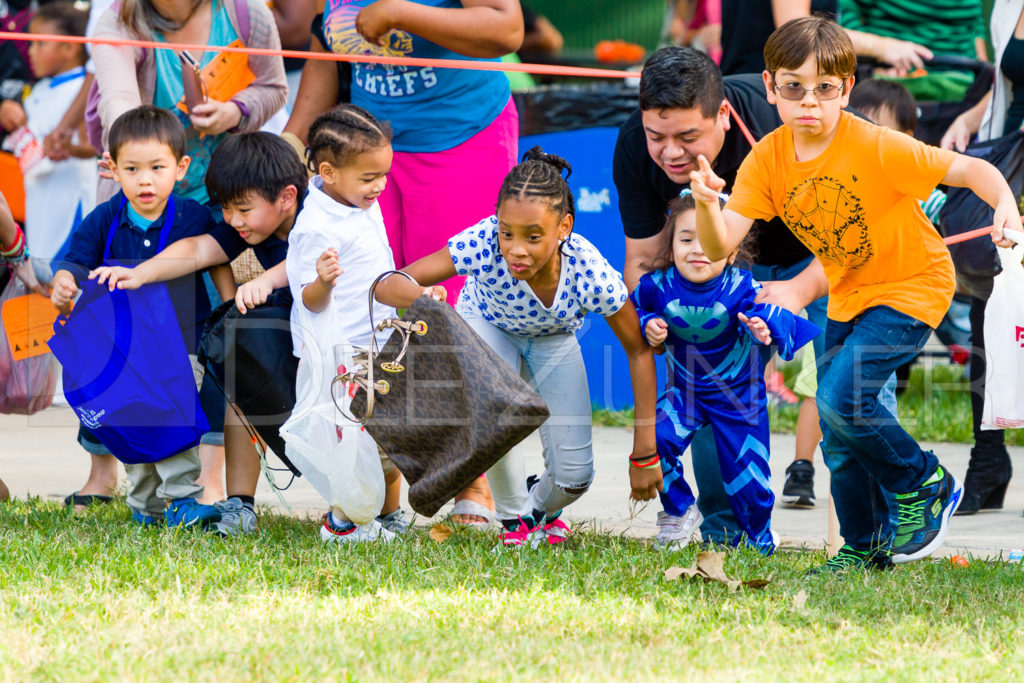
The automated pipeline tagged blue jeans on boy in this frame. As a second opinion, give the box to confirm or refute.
[817,305,940,550]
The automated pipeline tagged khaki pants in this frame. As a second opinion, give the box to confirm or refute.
[124,355,206,516]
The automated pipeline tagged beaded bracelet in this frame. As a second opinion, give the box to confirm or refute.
[0,224,28,267]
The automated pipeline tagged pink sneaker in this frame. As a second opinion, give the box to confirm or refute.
[500,517,538,548]
[543,517,571,545]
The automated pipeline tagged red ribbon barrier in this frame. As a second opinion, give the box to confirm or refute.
[942,226,993,245]
[0,31,638,79]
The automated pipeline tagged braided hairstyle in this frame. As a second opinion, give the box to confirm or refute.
[306,104,392,173]
[496,146,576,252]
[498,146,575,217]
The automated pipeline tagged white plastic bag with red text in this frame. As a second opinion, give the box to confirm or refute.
[982,231,1024,430]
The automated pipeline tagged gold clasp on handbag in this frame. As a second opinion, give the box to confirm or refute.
[381,361,404,374]
[334,372,390,397]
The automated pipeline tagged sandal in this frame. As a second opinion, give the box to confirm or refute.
[450,499,495,528]
[63,491,114,507]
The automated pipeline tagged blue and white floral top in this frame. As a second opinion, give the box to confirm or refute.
[448,216,629,336]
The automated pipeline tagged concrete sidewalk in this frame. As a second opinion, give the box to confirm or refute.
[2,406,1021,558]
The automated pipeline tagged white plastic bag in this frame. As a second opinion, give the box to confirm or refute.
[981,230,1024,430]
[279,306,385,524]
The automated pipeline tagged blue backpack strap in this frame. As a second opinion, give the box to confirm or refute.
[103,197,128,261]
[156,197,176,252]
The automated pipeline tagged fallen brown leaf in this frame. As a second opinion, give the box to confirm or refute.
[664,566,700,581]
[661,550,769,592]
[428,523,453,542]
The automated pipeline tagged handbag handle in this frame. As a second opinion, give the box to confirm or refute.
[333,270,428,423]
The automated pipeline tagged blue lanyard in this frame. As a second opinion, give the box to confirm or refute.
[48,67,86,89]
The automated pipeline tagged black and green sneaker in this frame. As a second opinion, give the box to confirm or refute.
[891,465,963,564]
[806,544,893,575]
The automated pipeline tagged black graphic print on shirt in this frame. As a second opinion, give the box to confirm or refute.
[781,176,873,270]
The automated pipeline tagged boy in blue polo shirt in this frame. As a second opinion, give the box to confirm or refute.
[51,105,220,528]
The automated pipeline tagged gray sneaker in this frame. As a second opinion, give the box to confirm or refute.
[211,497,258,536]
[376,508,413,534]
[655,505,703,550]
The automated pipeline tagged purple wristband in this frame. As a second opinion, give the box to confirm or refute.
[229,99,250,132]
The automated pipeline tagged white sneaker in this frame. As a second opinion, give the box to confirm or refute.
[320,515,397,544]
[211,497,258,536]
[655,506,703,550]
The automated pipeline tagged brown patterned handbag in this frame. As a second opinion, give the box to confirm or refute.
[344,271,549,517]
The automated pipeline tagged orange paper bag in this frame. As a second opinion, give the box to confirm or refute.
[176,40,256,116]
[2,292,61,361]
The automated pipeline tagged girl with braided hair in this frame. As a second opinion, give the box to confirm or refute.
[286,103,412,544]
[374,147,660,549]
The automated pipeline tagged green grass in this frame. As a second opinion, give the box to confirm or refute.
[2,499,1023,680]
[595,363,1024,446]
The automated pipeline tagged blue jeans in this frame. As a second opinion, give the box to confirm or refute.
[817,306,939,550]
[692,256,827,542]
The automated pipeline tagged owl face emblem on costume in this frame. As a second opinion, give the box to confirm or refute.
[664,300,731,344]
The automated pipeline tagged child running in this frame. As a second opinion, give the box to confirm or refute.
[286,104,406,544]
[374,147,660,548]
[632,191,819,553]
[51,105,220,528]
[690,17,1023,571]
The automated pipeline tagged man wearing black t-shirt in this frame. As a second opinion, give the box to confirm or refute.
[612,47,829,544]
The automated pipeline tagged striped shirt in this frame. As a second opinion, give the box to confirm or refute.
[838,0,985,60]
[921,188,947,226]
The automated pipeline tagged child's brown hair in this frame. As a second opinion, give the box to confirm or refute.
[30,2,88,63]
[763,16,856,79]
[643,193,756,273]
[849,79,919,134]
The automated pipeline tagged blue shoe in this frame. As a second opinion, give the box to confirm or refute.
[891,465,963,564]
[131,510,163,527]
[164,497,221,529]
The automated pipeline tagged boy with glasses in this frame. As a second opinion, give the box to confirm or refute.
[689,17,1021,572]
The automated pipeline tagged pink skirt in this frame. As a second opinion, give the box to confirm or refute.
[378,97,519,303]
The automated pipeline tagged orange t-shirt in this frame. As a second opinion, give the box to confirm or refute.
[727,112,957,328]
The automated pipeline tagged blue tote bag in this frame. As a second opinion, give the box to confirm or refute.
[48,198,209,464]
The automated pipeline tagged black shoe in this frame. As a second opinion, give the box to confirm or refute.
[955,447,1012,516]
[782,460,815,508]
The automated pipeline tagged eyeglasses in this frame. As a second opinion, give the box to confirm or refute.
[772,79,845,101]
